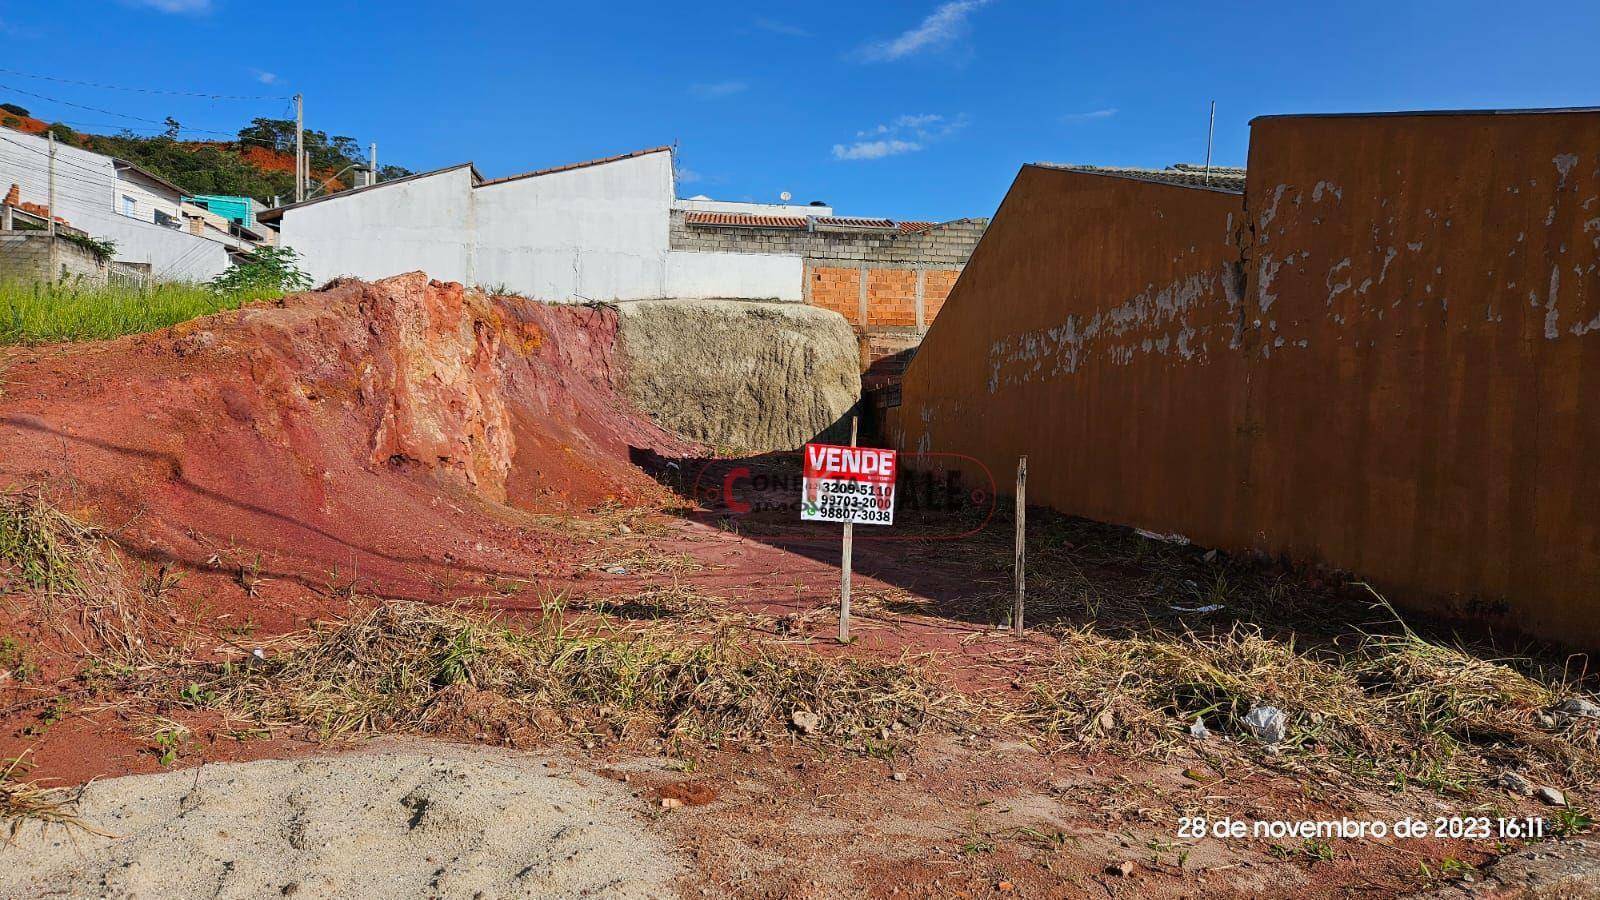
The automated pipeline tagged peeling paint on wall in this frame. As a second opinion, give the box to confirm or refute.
[887,110,1600,649]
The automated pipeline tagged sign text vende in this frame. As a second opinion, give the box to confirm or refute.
[802,443,897,525]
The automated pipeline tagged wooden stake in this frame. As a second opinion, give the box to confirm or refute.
[839,416,858,644]
[1013,455,1027,635]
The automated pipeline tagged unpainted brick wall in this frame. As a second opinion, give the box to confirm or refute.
[673,214,987,374]
[922,268,960,322]
[865,269,917,326]
[810,266,861,324]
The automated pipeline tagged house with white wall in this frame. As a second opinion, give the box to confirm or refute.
[0,128,239,281]
[262,145,977,305]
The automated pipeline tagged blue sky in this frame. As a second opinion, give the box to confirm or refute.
[6,1,1599,220]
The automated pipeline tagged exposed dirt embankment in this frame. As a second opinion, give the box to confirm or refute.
[615,299,859,453]
[0,273,697,598]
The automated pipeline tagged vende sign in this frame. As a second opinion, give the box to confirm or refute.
[801,443,897,525]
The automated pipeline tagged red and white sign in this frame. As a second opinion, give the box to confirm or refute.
[801,443,897,525]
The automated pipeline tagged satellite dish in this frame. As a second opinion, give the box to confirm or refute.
[779,191,792,202]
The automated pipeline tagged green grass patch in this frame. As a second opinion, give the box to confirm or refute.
[0,280,283,345]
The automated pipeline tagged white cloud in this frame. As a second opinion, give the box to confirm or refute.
[689,80,748,99]
[676,165,703,184]
[252,69,278,85]
[833,140,923,161]
[126,0,213,12]
[754,18,810,38]
[1063,107,1118,122]
[858,0,991,63]
[833,113,968,161]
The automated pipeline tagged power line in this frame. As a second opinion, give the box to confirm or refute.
[0,83,280,139]
[0,67,289,101]
[0,131,124,186]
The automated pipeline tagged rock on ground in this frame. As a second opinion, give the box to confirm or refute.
[614,299,860,453]
[0,740,683,899]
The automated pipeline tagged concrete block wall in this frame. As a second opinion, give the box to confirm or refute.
[0,232,109,285]
[668,213,987,268]
[669,213,988,372]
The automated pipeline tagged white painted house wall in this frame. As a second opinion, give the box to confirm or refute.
[664,251,802,301]
[473,152,672,300]
[281,165,475,286]
[114,167,183,224]
[0,129,231,281]
[277,150,802,302]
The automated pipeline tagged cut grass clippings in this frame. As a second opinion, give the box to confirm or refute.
[0,279,282,345]
[193,600,954,750]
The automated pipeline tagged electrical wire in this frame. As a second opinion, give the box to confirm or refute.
[0,67,289,101]
[0,83,286,140]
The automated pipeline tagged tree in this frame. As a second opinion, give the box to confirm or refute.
[163,117,181,140]
[237,117,295,152]
[0,103,29,117]
[43,123,80,145]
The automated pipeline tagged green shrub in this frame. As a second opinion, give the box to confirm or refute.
[209,246,311,296]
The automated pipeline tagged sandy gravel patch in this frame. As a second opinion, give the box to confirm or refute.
[0,739,682,899]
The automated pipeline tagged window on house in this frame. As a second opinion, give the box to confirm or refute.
[121,195,137,218]
[154,210,176,228]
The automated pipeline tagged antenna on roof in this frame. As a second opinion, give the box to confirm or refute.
[1203,100,1216,186]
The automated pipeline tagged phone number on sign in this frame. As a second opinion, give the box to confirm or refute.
[1178,816,1549,841]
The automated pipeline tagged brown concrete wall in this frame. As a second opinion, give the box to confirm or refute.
[885,165,1249,544]
[885,110,1600,648]
[1236,111,1600,643]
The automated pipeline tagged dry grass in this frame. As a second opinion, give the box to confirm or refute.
[0,754,101,842]
[1016,617,1600,795]
[0,486,161,658]
[195,600,955,750]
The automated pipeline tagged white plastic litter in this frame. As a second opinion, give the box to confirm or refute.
[1170,604,1224,614]
[1242,706,1287,744]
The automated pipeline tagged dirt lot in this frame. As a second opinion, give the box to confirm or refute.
[2,277,1597,898]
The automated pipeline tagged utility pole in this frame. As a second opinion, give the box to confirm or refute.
[1203,100,1216,186]
[45,128,58,277]
[293,93,305,203]
[45,130,56,236]
[369,142,378,186]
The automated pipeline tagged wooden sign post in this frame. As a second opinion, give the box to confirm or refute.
[1013,455,1027,635]
[840,418,857,643]
[800,418,896,645]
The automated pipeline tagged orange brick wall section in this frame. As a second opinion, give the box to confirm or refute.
[865,269,917,326]
[807,265,964,335]
[923,269,960,323]
[810,267,860,324]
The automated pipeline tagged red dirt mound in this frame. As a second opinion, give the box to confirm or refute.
[0,273,697,600]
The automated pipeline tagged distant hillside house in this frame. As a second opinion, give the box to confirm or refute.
[260,146,987,373]
[0,127,264,281]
